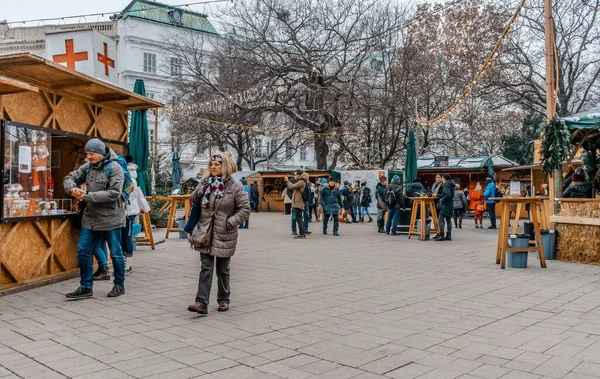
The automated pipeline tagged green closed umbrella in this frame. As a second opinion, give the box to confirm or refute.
[129,79,150,195]
[404,128,418,185]
[172,151,183,192]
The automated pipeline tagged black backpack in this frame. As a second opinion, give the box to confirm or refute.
[301,181,310,202]
[385,187,400,207]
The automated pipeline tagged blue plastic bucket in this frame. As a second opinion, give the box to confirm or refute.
[508,234,529,268]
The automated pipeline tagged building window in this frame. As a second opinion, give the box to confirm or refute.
[285,140,293,159]
[170,57,183,76]
[143,52,157,73]
[300,146,307,161]
[254,138,265,157]
[149,129,155,145]
[270,139,278,158]
[146,92,155,99]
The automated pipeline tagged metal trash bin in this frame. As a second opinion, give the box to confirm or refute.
[177,219,187,239]
[537,229,556,260]
[508,234,529,268]
[416,219,431,241]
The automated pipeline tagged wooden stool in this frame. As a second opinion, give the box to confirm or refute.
[135,212,155,250]
[407,197,440,241]
[511,197,550,234]
[165,195,191,239]
[494,197,546,269]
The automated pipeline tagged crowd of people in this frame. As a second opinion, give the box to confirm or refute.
[274,170,509,242]
[63,145,595,314]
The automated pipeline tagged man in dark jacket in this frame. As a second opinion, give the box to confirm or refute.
[406,178,426,198]
[375,176,388,233]
[250,182,260,212]
[435,173,455,241]
[63,138,126,299]
[320,177,343,236]
[384,175,406,235]
[360,181,374,223]
[563,169,593,198]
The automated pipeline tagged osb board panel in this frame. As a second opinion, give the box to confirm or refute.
[555,201,600,264]
[0,219,79,289]
[96,110,127,142]
[2,92,50,125]
[54,97,92,135]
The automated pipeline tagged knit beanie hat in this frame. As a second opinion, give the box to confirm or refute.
[392,175,400,184]
[85,138,106,155]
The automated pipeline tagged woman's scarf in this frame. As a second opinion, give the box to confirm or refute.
[202,176,225,209]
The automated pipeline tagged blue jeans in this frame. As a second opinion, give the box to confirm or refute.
[240,216,249,229]
[323,214,339,233]
[377,209,386,221]
[122,215,136,256]
[93,241,109,270]
[77,228,125,289]
[361,206,371,219]
[386,208,400,234]
[291,206,310,233]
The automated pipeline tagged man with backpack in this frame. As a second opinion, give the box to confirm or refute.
[384,175,406,235]
[285,170,309,239]
[63,138,127,299]
[483,177,499,229]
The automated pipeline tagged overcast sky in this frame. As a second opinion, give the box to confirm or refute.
[3,0,426,25]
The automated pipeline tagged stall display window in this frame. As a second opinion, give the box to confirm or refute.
[2,121,75,220]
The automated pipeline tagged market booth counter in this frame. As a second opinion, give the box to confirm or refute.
[550,199,600,264]
[248,170,331,213]
[0,53,162,292]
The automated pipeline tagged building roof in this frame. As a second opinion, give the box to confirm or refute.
[0,53,163,110]
[417,155,518,171]
[121,0,218,35]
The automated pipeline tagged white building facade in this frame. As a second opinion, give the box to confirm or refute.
[0,0,318,179]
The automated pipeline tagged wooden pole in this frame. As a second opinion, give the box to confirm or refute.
[544,0,561,215]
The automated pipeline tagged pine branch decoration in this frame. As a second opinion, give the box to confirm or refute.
[540,119,571,174]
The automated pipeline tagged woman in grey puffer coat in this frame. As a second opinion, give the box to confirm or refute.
[453,184,469,229]
[187,152,251,316]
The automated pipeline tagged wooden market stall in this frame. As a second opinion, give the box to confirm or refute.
[246,170,331,213]
[547,108,600,264]
[0,53,162,292]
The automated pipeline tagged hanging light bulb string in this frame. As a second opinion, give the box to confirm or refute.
[416,0,527,126]
[166,109,361,137]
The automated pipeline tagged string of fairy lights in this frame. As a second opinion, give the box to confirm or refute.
[415,0,527,127]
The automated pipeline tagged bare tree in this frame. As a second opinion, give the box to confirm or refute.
[502,0,600,117]
[196,0,408,169]
[164,29,300,170]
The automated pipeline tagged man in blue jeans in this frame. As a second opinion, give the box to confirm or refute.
[384,175,406,235]
[64,138,126,299]
[483,177,498,229]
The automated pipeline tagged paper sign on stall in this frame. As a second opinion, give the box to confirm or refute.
[18,146,32,173]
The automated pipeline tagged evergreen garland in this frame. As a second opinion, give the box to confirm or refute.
[540,119,571,174]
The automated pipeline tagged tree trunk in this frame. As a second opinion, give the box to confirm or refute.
[314,133,329,170]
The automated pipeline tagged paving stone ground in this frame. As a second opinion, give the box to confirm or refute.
[2,213,600,379]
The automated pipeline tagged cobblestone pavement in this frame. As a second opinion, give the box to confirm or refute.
[2,213,600,379]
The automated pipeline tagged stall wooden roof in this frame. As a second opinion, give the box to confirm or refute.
[0,75,38,95]
[0,53,163,111]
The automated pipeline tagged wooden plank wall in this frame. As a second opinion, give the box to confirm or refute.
[0,89,128,290]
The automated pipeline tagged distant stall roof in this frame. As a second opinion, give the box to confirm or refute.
[417,155,517,171]
[556,107,600,130]
[0,53,163,111]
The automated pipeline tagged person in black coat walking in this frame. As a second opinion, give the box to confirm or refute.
[359,181,374,223]
[435,174,455,241]
[250,182,260,212]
